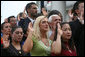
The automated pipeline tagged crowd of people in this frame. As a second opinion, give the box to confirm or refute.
[1,1,84,56]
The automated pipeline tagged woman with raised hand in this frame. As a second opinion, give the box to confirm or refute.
[51,22,77,56]
[1,26,28,56]
[23,15,63,56]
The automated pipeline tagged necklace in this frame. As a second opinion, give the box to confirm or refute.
[18,50,22,56]
[67,46,72,53]
[69,49,72,53]
[19,50,21,54]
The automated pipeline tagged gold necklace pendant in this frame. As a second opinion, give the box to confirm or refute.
[67,46,72,53]
[19,51,21,54]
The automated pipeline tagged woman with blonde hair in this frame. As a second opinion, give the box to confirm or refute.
[23,15,62,56]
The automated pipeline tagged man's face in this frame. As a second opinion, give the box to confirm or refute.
[10,17,17,27]
[78,2,84,15]
[51,16,62,26]
[2,23,12,35]
[30,4,38,17]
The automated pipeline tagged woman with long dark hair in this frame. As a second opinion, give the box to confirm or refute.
[51,22,77,56]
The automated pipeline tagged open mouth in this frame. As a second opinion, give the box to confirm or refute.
[8,31,11,33]
[67,35,71,37]
[45,27,48,28]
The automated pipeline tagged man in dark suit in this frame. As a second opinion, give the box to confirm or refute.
[69,1,84,56]
[19,2,38,41]
[69,19,84,56]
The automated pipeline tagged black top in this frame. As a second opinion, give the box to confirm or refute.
[69,19,84,56]
[1,43,28,56]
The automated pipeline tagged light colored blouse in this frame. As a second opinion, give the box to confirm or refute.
[30,35,52,56]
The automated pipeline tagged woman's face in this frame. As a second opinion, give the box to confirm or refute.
[61,24,72,40]
[39,17,49,32]
[2,23,12,35]
[12,28,23,42]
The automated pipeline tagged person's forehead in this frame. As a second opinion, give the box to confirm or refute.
[10,17,16,20]
[52,16,61,19]
[31,4,38,7]
[79,3,84,6]
[40,18,48,23]
[14,28,23,32]
[62,24,70,28]
[4,23,10,26]
[42,17,48,21]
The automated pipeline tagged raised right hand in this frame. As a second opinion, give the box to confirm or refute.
[57,23,63,36]
[68,9,73,18]
[27,22,34,35]
[3,39,10,48]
